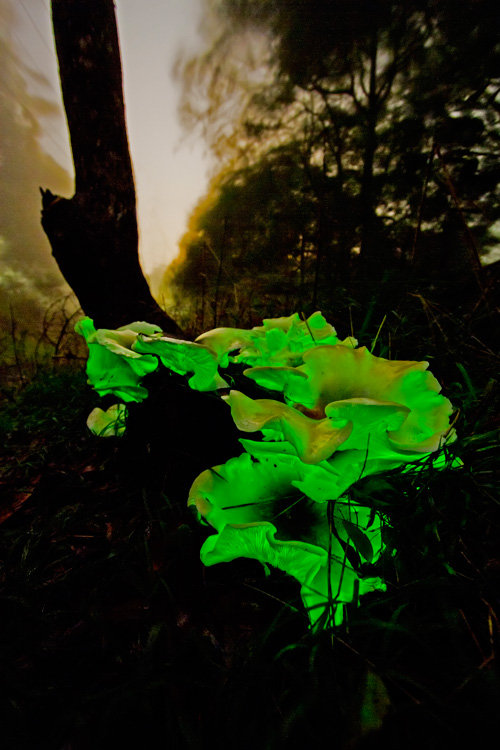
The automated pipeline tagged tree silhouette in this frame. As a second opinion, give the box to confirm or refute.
[175,0,500,305]
[41,0,182,333]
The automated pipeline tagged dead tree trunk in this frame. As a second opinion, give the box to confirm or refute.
[41,0,182,333]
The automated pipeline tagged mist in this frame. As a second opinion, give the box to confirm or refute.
[0,0,73,336]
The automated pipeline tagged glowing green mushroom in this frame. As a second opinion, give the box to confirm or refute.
[228,389,354,464]
[132,334,228,391]
[187,325,458,628]
[75,318,160,402]
[244,344,456,452]
[195,312,356,369]
[188,453,387,628]
[253,311,342,353]
[228,390,420,464]
[194,327,260,368]
[86,403,127,437]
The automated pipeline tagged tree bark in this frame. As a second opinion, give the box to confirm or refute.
[41,0,183,334]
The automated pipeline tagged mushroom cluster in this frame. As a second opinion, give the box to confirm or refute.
[77,312,458,628]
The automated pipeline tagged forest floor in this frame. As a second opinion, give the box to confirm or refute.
[1,283,500,750]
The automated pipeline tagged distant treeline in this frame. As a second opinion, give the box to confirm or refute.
[166,0,500,329]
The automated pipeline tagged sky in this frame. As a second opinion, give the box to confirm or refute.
[7,0,212,285]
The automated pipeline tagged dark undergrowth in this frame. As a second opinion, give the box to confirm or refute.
[1,284,499,749]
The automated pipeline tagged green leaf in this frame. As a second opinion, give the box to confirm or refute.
[341,519,375,563]
[456,361,477,400]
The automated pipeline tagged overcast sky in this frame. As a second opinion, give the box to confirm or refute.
[10,0,212,277]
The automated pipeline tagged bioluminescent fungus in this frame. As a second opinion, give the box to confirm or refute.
[87,403,127,437]
[194,327,259,368]
[196,311,356,368]
[227,389,354,464]
[244,344,456,452]
[132,334,228,391]
[75,318,160,402]
[77,311,459,628]
[187,453,386,628]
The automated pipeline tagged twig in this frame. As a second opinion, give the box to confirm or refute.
[9,305,27,387]
[301,311,317,344]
